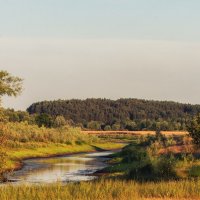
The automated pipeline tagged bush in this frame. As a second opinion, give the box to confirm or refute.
[187,114,200,147]
[128,163,155,180]
[154,155,177,179]
[121,145,150,163]
[189,165,200,177]
[128,154,177,181]
[122,141,178,181]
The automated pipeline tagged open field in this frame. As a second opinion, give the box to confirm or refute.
[83,130,188,136]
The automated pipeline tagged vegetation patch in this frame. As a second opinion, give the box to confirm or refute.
[189,165,200,177]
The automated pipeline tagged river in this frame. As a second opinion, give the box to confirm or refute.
[5,151,115,184]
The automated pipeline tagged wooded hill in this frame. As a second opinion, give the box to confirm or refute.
[27,99,200,131]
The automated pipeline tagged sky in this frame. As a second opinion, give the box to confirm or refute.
[1,0,200,110]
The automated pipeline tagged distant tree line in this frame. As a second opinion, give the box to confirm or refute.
[0,108,68,129]
[26,99,200,131]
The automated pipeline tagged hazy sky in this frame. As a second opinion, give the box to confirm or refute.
[1,0,200,110]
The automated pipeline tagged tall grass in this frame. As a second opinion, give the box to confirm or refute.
[0,179,200,200]
[0,122,98,147]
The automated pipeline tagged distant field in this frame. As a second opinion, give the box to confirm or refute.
[82,130,188,136]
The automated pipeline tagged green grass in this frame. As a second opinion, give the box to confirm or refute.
[0,122,126,174]
[1,179,200,200]
[4,142,125,172]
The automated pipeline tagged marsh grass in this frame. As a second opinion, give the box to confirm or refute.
[1,179,200,200]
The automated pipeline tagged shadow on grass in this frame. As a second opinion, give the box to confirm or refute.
[90,145,107,152]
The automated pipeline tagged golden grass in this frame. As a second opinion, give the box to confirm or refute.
[83,130,188,136]
[1,179,200,200]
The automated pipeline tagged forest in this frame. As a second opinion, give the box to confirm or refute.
[27,99,200,131]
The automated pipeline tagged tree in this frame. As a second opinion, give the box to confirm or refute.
[53,115,66,128]
[0,71,23,122]
[0,71,23,179]
[87,121,102,130]
[124,120,137,131]
[112,123,121,131]
[187,114,200,147]
[104,125,111,131]
[35,113,53,128]
[0,71,23,101]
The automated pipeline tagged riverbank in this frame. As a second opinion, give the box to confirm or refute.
[3,142,126,177]
[5,150,115,184]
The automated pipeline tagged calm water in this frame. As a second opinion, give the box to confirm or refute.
[5,151,114,184]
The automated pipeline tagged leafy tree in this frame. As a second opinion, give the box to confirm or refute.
[0,70,23,102]
[112,123,121,131]
[104,125,111,131]
[35,113,53,128]
[0,71,23,122]
[187,114,200,147]
[0,71,22,177]
[124,120,137,131]
[160,121,169,131]
[53,115,66,128]
[87,121,102,130]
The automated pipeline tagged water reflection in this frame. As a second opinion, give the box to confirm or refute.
[7,151,113,184]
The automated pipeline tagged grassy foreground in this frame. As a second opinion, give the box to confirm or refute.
[1,179,200,200]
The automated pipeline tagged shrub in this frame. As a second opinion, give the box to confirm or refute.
[154,155,177,179]
[189,165,200,177]
[187,114,200,147]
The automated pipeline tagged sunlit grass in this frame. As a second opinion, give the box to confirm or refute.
[0,122,126,173]
[1,179,200,200]
[3,142,125,172]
